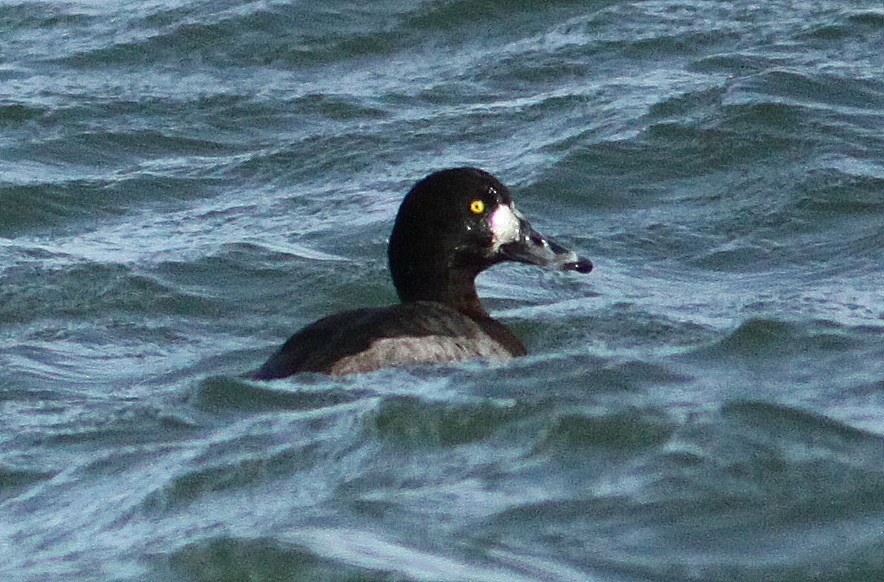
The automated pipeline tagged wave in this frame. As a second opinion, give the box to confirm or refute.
[159,535,397,582]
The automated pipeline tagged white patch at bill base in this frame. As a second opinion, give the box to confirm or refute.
[489,204,522,248]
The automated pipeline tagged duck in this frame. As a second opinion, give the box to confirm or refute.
[251,167,591,378]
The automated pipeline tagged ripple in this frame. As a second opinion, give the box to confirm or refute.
[726,69,884,112]
[159,531,532,582]
[695,318,860,360]
[721,399,884,452]
[368,395,539,448]
[0,467,54,502]
[0,102,43,124]
[797,168,884,216]
[0,261,220,324]
[0,173,219,236]
[191,376,365,414]
[57,4,414,69]
[539,407,673,452]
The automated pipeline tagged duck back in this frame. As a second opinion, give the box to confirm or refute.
[251,301,525,378]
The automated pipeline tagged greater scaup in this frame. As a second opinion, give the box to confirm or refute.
[251,167,591,378]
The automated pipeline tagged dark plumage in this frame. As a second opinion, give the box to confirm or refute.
[251,167,591,379]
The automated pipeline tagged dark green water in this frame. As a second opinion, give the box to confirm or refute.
[1,1,883,580]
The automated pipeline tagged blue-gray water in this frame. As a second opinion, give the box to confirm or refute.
[2,1,883,580]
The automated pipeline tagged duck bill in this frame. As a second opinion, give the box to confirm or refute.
[499,219,593,273]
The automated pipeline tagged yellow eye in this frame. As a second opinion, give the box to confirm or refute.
[469,199,485,214]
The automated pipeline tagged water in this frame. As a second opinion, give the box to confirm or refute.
[1,1,883,580]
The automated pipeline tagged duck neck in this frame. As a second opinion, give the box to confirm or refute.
[391,259,489,319]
